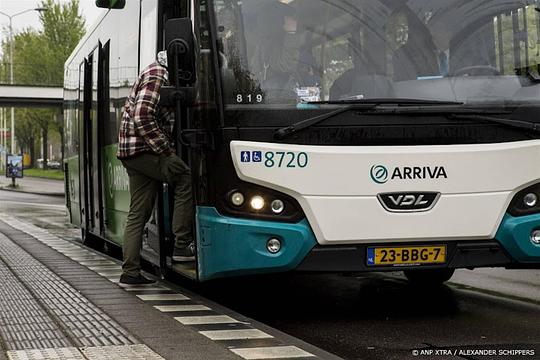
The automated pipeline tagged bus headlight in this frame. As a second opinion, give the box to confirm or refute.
[271,199,285,214]
[523,193,538,208]
[220,184,304,222]
[250,195,265,211]
[230,192,245,206]
[508,183,540,216]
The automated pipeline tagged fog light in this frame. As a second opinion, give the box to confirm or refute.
[531,230,540,245]
[524,193,538,208]
[267,238,281,253]
[250,195,265,211]
[271,199,285,214]
[230,192,245,206]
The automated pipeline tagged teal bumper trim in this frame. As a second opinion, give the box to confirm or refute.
[495,213,540,262]
[196,207,317,281]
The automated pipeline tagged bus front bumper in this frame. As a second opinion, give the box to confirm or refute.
[196,207,317,281]
[196,208,540,281]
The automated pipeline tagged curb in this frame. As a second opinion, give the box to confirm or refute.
[0,187,65,197]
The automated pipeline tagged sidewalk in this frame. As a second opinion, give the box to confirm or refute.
[0,176,65,197]
[0,216,238,360]
[0,215,333,360]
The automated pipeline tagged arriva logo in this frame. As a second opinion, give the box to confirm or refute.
[370,165,389,184]
[370,165,448,184]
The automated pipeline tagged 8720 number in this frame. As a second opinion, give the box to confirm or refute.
[265,151,308,168]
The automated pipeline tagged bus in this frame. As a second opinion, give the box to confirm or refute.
[64,0,540,283]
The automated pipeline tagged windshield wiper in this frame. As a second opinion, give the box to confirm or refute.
[274,99,540,139]
[274,99,463,139]
[274,104,376,139]
[448,114,540,133]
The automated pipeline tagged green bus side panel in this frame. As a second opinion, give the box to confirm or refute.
[103,144,130,245]
[66,156,81,226]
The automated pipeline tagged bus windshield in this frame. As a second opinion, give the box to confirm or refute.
[212,0,540,108]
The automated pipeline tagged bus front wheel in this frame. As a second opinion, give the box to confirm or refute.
[403,268,455,285]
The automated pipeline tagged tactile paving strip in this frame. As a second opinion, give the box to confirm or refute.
[7,347,84,360]
[80,344,165,360]
[0,256,71,350]
[7,345,164,360]
[0,232,137,348]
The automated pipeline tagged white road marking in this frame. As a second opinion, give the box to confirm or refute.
[98,271,124,277]
[59,251,93,256]
[70,256,107,261]
[230,346,316,359]
[88,265,122,271]
[175,315,238,325]
[80,260,117,266]
[199,329,272,341]
[136,294,189,301]
[154,305,210,312]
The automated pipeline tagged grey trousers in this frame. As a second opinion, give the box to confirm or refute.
[121,153,193,277]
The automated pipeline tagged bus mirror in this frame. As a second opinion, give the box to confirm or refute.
[95,0,125,9]
[165,18,197,87]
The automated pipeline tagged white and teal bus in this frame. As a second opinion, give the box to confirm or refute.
[64,0,540,283]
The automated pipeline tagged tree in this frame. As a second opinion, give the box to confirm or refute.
[1,0,85,167]
[14,111,38,164]
[39,0,86,86]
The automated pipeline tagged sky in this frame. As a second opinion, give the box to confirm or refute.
[0,0,103,34]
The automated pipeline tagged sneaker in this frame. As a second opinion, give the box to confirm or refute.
[173,242,196,262]
[119,274,156,285]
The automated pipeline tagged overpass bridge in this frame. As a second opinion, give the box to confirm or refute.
[0,84,63,164]
[0,84,63,108]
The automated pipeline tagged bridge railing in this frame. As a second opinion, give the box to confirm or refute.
[0,62,63,87]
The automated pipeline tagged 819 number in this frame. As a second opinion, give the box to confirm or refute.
[236,94,263,103]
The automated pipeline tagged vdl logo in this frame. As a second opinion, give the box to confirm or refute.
[370,165,389,184]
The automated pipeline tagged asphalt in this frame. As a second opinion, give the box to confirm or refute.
[0,176,64,196]
[195,271,540,360]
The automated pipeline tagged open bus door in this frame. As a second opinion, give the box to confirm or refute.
[79,43,108,242]
[157,17,198,279]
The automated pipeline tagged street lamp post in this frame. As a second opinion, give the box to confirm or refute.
[0,7,48,155]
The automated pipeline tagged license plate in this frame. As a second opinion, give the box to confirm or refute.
[366,245,446,266]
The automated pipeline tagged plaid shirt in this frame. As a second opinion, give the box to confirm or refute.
[117,61,175,159]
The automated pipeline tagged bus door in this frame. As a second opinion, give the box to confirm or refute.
[78,59,90,235]
[81,44,107,238]
[159,16,200,280]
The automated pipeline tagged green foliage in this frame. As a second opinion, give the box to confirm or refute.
[39,0,86,85]
[24,168,64,180]
[2,0,85,86]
